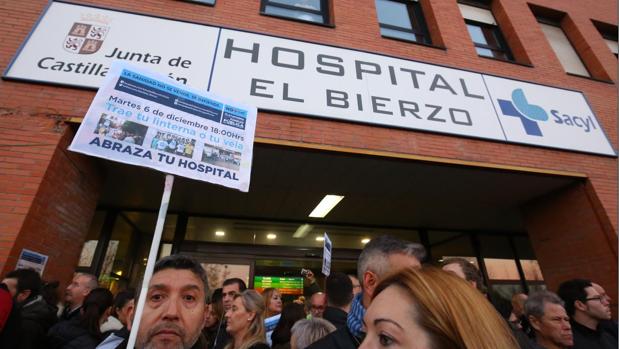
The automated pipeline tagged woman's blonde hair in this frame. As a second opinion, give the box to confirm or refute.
[373,267,519,349]
[225,289,266,349]
[261,287,278,317]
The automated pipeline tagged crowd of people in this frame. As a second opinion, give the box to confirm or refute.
[0,235,616,349]
[151,132,196,158]
[96,114,146,146]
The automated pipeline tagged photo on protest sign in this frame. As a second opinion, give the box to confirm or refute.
[69,61,257,192]
[202,144,241,171]
[150,130,196,159]
[94,113,148,146]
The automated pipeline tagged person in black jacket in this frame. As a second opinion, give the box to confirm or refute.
[557,279,617,349]
[0,268,57,349]
[47,287,114,349]
[306,235,426,349]
[271,303,306,349]
[323,272,353,330]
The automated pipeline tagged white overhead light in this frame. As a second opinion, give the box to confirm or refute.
[215,231,225,237]
[309,195,344,218]
[267,233,277,240]
[293,224,313,238]
[361,238,370,244]
[315,236,325,242]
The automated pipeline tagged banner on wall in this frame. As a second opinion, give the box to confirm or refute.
[68,61,257,192]
[5,1,615,156]
[4,1,218,89]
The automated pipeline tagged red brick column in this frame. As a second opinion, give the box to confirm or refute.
[0,115,103,289]
[523,181,618,316]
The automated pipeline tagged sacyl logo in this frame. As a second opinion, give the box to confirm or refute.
[498,89,547,136]
[499,88,598,136]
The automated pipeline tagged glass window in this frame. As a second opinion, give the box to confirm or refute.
[96,212,177,292]
[261,0,329,25]
[538,21,590,76]
[77,211,106,268]
[459,3,514,61]
[513,236,545,284]
[375,0,432,45]
[603,38,618,58]
[428,231,476,264]
[592,21,618,58]
[478,235,517,281]
[183,0,215,4]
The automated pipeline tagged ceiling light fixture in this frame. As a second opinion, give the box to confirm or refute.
[315,236,325,242]
[293,224,313,238]
[309,195,344,218]
[361,238,370,244]
[215,231,225,237]
[267,233,277,240]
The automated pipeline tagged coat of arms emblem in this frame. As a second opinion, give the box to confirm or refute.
[63,15,110,54]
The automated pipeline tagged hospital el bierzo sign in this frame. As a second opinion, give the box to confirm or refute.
[4,1,616,156]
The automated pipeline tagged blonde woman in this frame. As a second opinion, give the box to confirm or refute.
[262,287,283,318]
[360,267,520,349]
[225,289,269,349]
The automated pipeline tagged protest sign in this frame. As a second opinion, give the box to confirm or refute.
[322,233,332,277]
[69,61,257,192]
[16,249,49,276]
[68,61,257,347]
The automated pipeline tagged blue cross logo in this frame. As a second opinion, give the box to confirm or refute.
[498,89,548,137]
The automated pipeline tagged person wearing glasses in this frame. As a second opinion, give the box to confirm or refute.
[591,282,618,340]
[308,292,326,319]
[557,279,616,349]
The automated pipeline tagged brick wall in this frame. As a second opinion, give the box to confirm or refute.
[523,181,618,315]
[0,112,60,273]
[0,0,616,286]
[0,114,103,288]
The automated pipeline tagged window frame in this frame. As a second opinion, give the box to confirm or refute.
[458,1,515,62]
[464,19,514,61]
[536,16,592,77]
[376,0,432,46]
[181,0,216,5]
[260,0,331,26]
[592,20,618,59]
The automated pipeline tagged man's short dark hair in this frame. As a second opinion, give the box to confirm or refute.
[5,269,42,299]
[114,289,135,310]
[326,272,353,308]
[154,255,209,295]
[441,257,485,293]
[223,278,247,292]
[557,279,592,317]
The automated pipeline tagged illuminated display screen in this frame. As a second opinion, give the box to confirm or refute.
[254,276,304,295]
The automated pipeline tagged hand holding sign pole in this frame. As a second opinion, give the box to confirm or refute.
[68,61,257,349]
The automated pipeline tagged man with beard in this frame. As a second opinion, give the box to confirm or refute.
[136,255,209,349]
[0,269,57,349]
